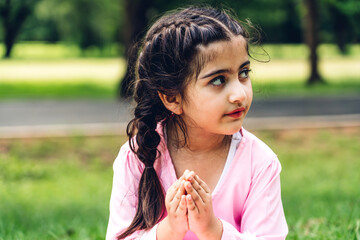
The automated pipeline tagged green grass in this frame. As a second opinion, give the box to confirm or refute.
[0,82,117,99]
[260,44,360,60]
[252,78,360,98]
[0,128,359,239]
[0,135,124,240]
[0,42,121,59]
[256,128,360,239]
[1,42,359,60]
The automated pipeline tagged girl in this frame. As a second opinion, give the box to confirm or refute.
[106,6,288,240]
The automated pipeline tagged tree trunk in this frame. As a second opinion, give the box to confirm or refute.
[304,0,323,85]
[119,0,152,98]
[328,3,349,54]
[0,0,33,58]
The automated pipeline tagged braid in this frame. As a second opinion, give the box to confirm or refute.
[117,84,166,239]
[118,6,252,239]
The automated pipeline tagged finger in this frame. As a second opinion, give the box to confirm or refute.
[167,175,186,202]
[185,170,196,181]
[186,194,198,214]
[171,180,186,207]
[185,180,204,205]
[189,176,208,203]
[176,195,187,214]
[166,179,180,201]
[194,175,211,193]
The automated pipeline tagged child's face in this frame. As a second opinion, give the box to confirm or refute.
[181,35,253,135]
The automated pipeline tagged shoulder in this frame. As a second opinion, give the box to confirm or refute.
[239,128,281,176]
[241,128,276,156]
[113,141,143,184]
[113,134,170,185]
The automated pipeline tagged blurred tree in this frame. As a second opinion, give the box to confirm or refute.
[325,0,360,54]
[283,0,302,43]
[303,0,323,84]
[327,1,351,53]
[119,0,153,98]
[0,0,41,58]
[31,0,121,52]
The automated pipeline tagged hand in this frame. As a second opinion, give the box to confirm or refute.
[184,174,223,240]
[157,172,189,240]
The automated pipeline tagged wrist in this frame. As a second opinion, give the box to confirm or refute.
[157,216,187,240]
[197,218,223,240]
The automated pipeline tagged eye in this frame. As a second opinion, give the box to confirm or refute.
[210,76,225,86]
[239,69,251,79]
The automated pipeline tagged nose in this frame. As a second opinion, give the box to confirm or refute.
[228,80,246,103]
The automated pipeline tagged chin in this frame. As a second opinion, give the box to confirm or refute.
[222,124,242,135]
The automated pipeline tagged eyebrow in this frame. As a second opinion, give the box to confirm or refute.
[200,60,251,79]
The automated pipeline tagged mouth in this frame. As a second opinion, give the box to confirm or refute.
[225,107,246,118]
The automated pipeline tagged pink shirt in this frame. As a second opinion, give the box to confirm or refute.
[106,127,288,240]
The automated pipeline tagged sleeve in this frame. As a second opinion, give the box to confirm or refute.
[106,146,159,240]
[219,156,288,240]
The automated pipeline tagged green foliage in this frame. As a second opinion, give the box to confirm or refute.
[0,0,43,58]
[15,0,122,51]
[32,0,121,49]
[0,129,359,239]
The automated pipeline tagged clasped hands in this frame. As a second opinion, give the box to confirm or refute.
[157,170,223,240]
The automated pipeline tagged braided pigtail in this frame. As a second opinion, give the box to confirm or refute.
[117,80,168,239]
[117,6,252,239]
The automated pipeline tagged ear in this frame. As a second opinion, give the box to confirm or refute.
[158,92,183,115]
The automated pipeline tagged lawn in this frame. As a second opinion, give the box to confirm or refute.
[0,128,359,239]
[0,43,359,99]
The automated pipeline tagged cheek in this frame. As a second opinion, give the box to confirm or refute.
[249,89,253,103]
[247,82,253,104]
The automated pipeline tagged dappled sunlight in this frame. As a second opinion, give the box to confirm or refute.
[252,58,360,83]
[0,58,125,86]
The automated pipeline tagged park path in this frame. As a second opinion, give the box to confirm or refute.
[0,95,359,138]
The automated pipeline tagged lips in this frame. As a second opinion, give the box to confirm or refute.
[225,107,246,118]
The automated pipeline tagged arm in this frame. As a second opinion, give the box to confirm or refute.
[106,147,190,240]
[220,157,288,240]
[106,148,158,240]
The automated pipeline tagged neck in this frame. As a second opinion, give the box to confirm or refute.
[166,120,231,153]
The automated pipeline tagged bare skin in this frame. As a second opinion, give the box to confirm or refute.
[157,170,223,240]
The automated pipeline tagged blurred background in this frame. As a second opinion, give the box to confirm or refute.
[0,0,359,239]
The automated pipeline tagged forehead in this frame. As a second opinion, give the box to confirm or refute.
[194,35,248,76]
